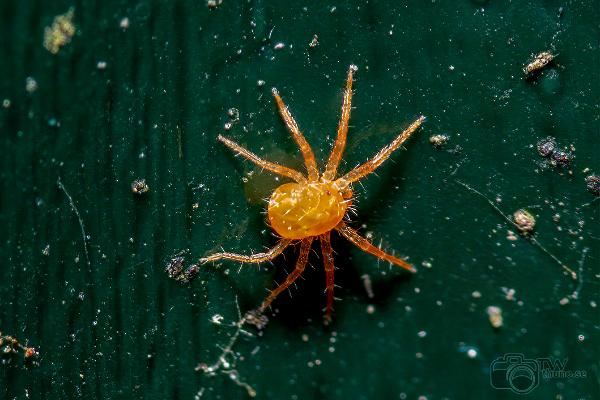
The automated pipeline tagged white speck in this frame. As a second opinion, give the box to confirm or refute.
[211,314,224,324]
[207,0,223,8]
[471,291,482,298]
[418,330,427,338]
[273,42,285,50]
[486,306,503,328]
[119,17,130,29]
[559,297,570,306]
[578,334,585,342]
[467,348,478,358]
[366,304,375,314]
[2,99,10,108]
[25,77,38,93]
[257,80,265,86]
[97,61,107,70]
[361,274,374,298]
[502,287,516,301]
[449,65,455,71]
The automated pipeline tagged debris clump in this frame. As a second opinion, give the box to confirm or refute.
[429,134,449,148]
[536,136,557,157]
[131,179,150,195]
[165,255,199,283]
[523,51,554,76]
[535,136,574,167]
[585,175,600,196]
[43,8,76,54]
[512,209,536,235]
[0,332,39,365]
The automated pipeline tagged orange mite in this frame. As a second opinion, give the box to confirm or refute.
[201,65,425,322]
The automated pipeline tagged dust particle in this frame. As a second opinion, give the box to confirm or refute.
[585,175,600,195]
[536,136,556,157]
[429,134,449,148]
[513,209,535,234]
[119,17,130,29]
[551,149,574,166]
[523,51,554,76]
[207,0,223,8]
[131,179,149,195]
[506,230,518,241]
[25,77,38,93]
[486,306,503,328]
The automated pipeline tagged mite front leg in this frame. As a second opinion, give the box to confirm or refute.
[218,135,307,183]
[200,239,292,264]
[258,237,313,313]
[323,64,357,181]
[271,88,319,181]
[320,232,336,323]
[335,222,415,272]
[336,116,425,188]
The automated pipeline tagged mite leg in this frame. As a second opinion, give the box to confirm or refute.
[200,239,292,264]
[320,232,336,322]
[335,222,415,272]
[336,116,425,188]
[271,88,319,181]
[323,65,357,181]
[218,135,306,183]
[259,237,314,313]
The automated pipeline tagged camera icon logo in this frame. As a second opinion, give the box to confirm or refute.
[490,353,539,394]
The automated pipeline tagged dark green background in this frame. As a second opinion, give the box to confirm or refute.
[1,1,598,399]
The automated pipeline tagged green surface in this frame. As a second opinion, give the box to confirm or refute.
[1,1,599,399]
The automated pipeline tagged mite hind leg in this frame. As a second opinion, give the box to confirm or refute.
[320,232,336,323]
[258,237,313,313]
[335,222,415,272]
[200,239,292,264]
